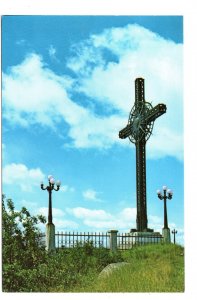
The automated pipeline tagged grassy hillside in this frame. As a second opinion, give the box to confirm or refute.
[71,244,184,293]
[2,196,184,292]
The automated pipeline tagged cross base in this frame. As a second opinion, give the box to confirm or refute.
[131,231,163,242]
[119,231,163,250]
[130,228,154,233]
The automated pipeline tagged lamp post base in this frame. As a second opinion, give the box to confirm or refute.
[162,228,171,243]
[46,223,56,252]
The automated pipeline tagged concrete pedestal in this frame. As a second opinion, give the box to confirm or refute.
[119,231,163,250]
[132,231,163,246]
[162,228,171,243]
[108,230,118,252]
[46,223,56,252]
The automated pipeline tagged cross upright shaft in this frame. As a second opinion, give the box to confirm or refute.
[119,78,166,232]
[135,78,148,232]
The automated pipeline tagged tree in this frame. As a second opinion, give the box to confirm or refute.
[2,195,46,291]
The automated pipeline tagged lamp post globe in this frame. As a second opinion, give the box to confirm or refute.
[50,177,55,185]
[157,189,161,195]
[56,180,61,187]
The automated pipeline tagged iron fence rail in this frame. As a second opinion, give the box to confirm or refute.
[54,231,163,250]
[56,231,110,249]
[117,233,163,250]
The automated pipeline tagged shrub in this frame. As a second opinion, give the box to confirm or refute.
[2,195,47,291]
[2,194,124,293]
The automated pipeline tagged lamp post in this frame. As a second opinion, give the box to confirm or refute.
[157,186,173,243]
[41,175,61,251]
[172,229,177,244]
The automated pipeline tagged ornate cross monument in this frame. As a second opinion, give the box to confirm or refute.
[119,78,166,232]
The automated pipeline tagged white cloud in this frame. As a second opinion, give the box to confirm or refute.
[37,207,79,230]
[67,206,136,230]
[2,53,83,126]
[2,143,6,161]
[2,163,45,192]
[16,39,26,46]
[16,200,183,244]
[20,199,38,209]
[48,45,57,58]
[38,207,66,218]
[119,207,137,221]
[2,24,183,160]
[68,24,183,159]
[60,185,75,193]
[65,205,184,243]
[54,218,79,230]
[82,188,102,202]
[26,205,79,231]
[2,53,124,150]
[83,219,121,229]
[67,207,112,220]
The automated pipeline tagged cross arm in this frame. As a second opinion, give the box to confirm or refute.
[119,124,132,139]
[119,103,166,140]
[145,103,166,124]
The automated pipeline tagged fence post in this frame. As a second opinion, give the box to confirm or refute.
[108,230,118,252]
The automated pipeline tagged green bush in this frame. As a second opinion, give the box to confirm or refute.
[2,196,123,292]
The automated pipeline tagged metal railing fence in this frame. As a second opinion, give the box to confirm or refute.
[55,231,110,249]
[117,233,163,250]
[54,231,163,250]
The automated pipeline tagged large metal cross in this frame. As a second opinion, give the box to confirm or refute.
[119,78,166,232]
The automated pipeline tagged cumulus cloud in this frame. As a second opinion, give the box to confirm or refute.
[66,206,183,243]
[119,207,137,221]
[2,53,80,128]
[15,202,79,231]
[2,24,183,159]
[48,45,57,59]
[67,24,183,159]
[2,163,45,192]
[17,200,183,243]
[67,207,112,220]
[60,185,75,193]
[54,218,79,230]
[37,207,79,230]
[2,53,124,150]
[38,207,66,218]
[82,188,103,202]
[66,206,136,230]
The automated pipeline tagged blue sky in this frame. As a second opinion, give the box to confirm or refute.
[2,16,184,244]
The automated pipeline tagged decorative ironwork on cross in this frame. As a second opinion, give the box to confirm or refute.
[119,78,166,232]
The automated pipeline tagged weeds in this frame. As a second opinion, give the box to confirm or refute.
[84,243,185,293]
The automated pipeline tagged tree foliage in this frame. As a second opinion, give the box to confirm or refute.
[2,194,47,291]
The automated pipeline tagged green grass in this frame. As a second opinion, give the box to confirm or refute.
[71,244,184,293]
[3,242,184,292]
